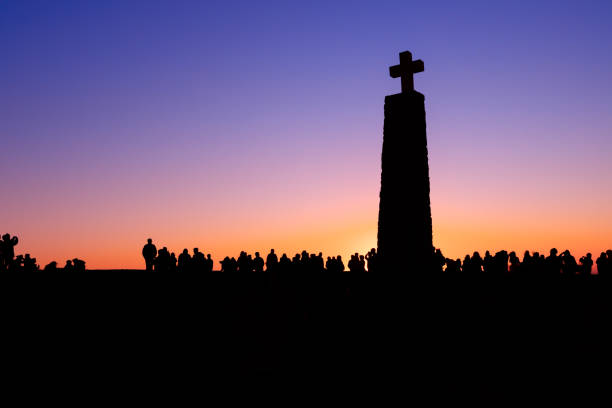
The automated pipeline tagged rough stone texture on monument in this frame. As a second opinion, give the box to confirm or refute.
[377,91,433,271]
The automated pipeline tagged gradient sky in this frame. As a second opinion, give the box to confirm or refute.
[1,0,611,269]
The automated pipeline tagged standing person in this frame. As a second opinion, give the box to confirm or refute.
[596,252,608,276]
[266,249,278,272]
[178,249,191,272]
[579,253,593,276]
[142,238,157,272]
[205,254,214,272]
[253,252,264,272]
[1,234,19,271]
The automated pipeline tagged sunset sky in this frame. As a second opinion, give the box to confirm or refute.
[2,1,611,269]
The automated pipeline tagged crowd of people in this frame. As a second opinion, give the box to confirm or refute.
[2,232,611,276]
[434,248,611,276]
[142,238,381,273]
[141,239,612,276]
[0,233,86,272]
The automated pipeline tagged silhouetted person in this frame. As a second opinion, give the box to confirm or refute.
[546,248,562,276]
[142,239,157,272]
[561,250,578,276]
[253,252,264,272]
[522,251,534,276]
[579,253,593,276]
[220,256,231,272]
[170,252,177,271]
[44,261,57,272]
[279,253,291,272]
[337,255,345,272]
[483,251,493,274]
[154,247,171,272]
[23,254,37,272]
[192,248,205,272]
[205,254,214,272]
[178,249,191,271]
[472,252,483,274]
[596,252,608,276]
[366,248,379,272]
[348,254,358,272]
[1,233,18,271]
[64,260,74,272]
[493,251,508,274]
[266,249,278,272]
[509,252,520,274]
[316,252,325,272]
[238,251,252,273]
[447,258,462,273]
[73,258,86,272]
[463,254,472,274]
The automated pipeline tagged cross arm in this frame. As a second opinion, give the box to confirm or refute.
[389,59,425,78]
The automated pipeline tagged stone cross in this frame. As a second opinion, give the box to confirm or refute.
[389,51,424,93]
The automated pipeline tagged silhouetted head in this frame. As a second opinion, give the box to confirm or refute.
[147,238,152,244]
[194,248,199,254]
[182,249,188,254]
[586,253,592,259]
[550,248,558,256]
[255,252,260,257]
[270,249,275,254]
[2,233,9,241]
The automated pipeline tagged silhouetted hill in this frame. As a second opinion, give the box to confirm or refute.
[3,272,611,393]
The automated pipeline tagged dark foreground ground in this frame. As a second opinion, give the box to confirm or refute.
[2,272,611,397]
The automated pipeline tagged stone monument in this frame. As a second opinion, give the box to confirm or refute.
[377,51,433,272]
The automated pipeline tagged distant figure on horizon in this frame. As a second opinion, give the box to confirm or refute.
[142,238,157,272]
[1,233,19,271]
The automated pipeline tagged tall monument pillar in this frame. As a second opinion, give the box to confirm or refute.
[377,51,433,272]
